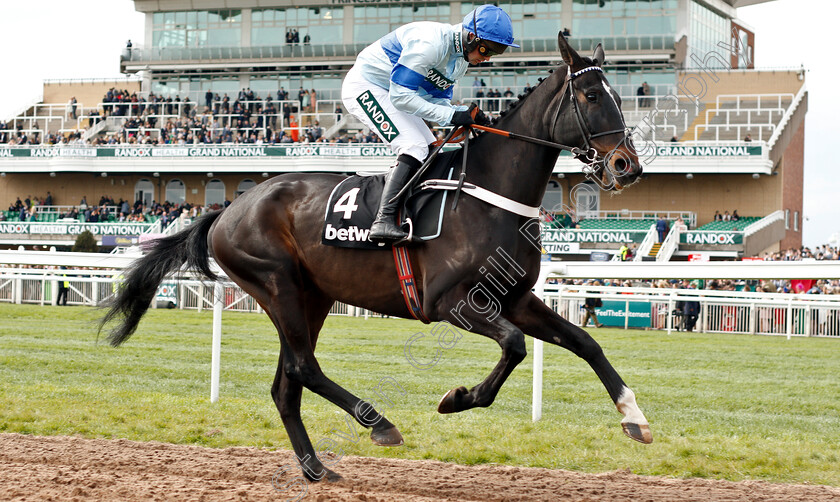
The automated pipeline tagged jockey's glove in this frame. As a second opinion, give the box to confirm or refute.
[451,108,476,126]
[452,103,492,127]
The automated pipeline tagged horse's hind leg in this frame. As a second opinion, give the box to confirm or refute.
[270,293,342,482]
[508,294,652,444]
[265,276,403,480]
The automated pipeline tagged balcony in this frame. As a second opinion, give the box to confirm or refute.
[120,34,677,72]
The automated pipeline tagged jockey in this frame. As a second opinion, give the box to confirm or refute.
[341,5,520,242]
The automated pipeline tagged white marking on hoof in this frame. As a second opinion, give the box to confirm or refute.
[616,387,653,443]
[616,386,648,426]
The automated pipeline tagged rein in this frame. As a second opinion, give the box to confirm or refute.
[391,64,629,209]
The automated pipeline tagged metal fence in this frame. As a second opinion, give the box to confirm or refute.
[0,269,370,317]
[542,285,840,338]
[3,268,840,338]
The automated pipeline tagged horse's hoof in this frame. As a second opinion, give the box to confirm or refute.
[371,425,404,446]
[325,468,343,483]
[622,422,653,444]
[437,386,468,414]
[304,466,343,483]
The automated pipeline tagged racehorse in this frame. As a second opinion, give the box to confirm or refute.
[101,33,650,482]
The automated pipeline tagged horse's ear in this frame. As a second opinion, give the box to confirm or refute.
[593,44,605,67]
[557,31,583,69]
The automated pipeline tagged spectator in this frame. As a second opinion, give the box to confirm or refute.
[656,215,668,242]
[581,293,604,328]
[562,27,571,37]
[743,133,752,142]
[670,135,679,142]
[619,243,630,261]
[732,209,740,221]
[303,33,311,44]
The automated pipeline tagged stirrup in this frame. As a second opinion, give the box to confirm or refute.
[393,218,420,247]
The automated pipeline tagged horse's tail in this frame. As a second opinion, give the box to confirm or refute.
[99,210,224,347]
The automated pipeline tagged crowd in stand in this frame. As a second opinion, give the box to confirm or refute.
[2,192,220,226]
[0,86,390,146]
[713,210,741,221]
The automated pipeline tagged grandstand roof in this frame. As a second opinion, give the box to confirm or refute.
[131,0,777,14]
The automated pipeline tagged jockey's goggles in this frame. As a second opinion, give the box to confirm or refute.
[477,40,508,57]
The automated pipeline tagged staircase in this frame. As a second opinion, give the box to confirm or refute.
[648,242,661,258]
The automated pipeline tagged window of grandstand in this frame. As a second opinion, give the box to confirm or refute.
[541,182,564,214]
[785,209,790,230]
[152,10,242,48]
[135,179,155,207]
[572,0,677,38]
[165,179,186,204]
[794,211,799,232]
[236,179,257,198]
[353,3,451,43]
[572,183,599,220]
[153,77,239,100]
[205,179,226,206]
[252,7,343,45]
[688,0,730,68]
[462,1,563,37]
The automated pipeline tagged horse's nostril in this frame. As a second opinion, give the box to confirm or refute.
[614,158,627,173]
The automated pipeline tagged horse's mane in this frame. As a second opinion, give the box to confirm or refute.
[489,57,597,125]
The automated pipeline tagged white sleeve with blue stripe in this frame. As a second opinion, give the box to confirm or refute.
[380,28,459,126]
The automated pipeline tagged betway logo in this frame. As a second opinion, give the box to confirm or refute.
[324,224,371,242]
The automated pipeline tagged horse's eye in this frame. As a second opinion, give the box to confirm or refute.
[586,93,598,103]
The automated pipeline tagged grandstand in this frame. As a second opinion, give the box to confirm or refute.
[0,0,803,259]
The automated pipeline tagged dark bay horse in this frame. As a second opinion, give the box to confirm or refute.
[101,33,650,481]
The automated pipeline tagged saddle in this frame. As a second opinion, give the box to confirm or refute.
[321,149,460,250]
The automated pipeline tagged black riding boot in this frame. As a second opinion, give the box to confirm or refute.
[370,154,421,242]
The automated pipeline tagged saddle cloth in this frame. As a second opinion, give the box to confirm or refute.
[321,149,459,250]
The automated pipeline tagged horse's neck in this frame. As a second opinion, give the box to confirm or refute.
[466,80,562,208]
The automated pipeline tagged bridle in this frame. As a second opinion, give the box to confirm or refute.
[549,65,629,164]
[469,63,630,166]
[393,63,633,204]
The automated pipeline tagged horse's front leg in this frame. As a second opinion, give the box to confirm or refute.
[509,293,653,444]
[433,290,528,414]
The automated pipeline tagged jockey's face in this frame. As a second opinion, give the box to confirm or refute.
[465,33,507,65]
[466,46,492,65]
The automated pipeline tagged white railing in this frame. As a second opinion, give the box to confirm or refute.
[542,285,840,337]
[715,93,795,112]
[633,225,657,261]
[767,85,807,149]
[656,225,681,262]
[744,210,784,237]
[695,123,775,142]
[578,210,696,228]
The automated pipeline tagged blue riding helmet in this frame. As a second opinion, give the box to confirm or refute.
[462,5,520,49]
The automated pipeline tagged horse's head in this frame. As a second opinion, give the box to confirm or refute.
[551,33,642,191]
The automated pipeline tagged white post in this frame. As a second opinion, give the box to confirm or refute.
[624,299,630,330]
[532,267,550,422]
[13,278,21,304]
[786,297,793,341]
[667,291,675,334]
[211,281,223,403]
[532,338,543,422]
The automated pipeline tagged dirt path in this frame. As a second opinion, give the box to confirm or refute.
[1,433,838,501]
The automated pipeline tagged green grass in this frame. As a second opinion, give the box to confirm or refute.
[1,303,839,485]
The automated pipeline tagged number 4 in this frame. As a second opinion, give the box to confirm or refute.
[333,187,360,219]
